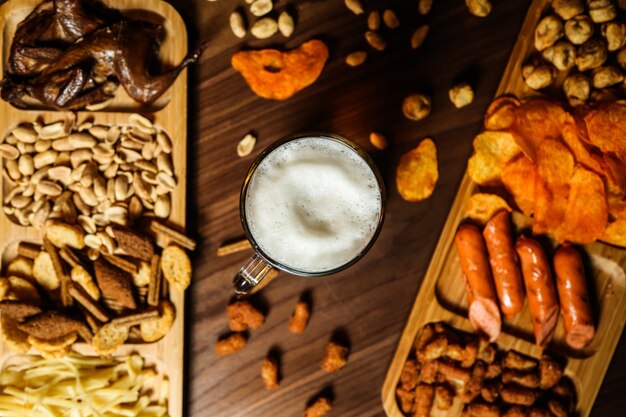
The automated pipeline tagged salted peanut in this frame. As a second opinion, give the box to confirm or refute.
[576,39,608,71]
[250,17,278,39]
[261,356,279,389]
[449,83,474,108]
[345,51,367,67]
[542,40,576,70]
[278,11,294,37]
[552,0,584,20]
[368,11,380,30]
[565,15,594,45]
[602,21,626,50]
[304,396,332,417]
[414,383,435,417]
[227,300,265,331]
[419,0,433,15]
[237,133,256,157]
[250,0,273,17]
[539,355,563,389]
[563,73,591,106]
[365,31,386,51]
[288,300,310,334]
[383,9,400,29]
[344,0,364,15]
[588,0,617,23]
[215,332,247,356]
[402,93,431,121]
[592,65,624,88]
[465,0,492,17]
[369,132,388,150]
[522,61,557,89]
[411,25,429,49]
[618,48,626,70]
[321,341,349,372]
[535,15,564,51]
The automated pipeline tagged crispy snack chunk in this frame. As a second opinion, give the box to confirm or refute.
[321,341,349,372]
[396,385,415,413]
[288,300,310,334]
[94,258,136,310]
[261,356,279,389]
[71,265,100,301]
[501,155,538,216]
[400,359,420,390]
[539,355,563,389]
[231,40,329,100]
[140,300,176,342]
[18,311,83,340]
[161,245,191,291]
[45,221,85,249]
[484,96,520,131]
[584,103,626,161]
[304,396,332,417]
[111,227,154,261]
[33,251,60,291]
[396,138,439,202]
[93,322,130,355]
[28,331,77,352]
[0,300,42,321]
[468,131,521,186]
[0,277,10,300]
[132,261,151,287]
[215,332,247,356]
[7,276,41,303]
[1,316,30,353]
[6,256,33,279]
[227,300,265,331]
[465,194,512,225]
[414,383,435,417]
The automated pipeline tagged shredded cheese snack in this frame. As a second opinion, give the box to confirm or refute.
[0,353,168,417]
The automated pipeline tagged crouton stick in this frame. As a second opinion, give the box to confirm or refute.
[217,239,252,256]
[149,220,196,250]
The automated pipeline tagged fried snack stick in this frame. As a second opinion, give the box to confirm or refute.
[289,300,310,334]
[149,220,196,250]
[414,383,435,417]
[462,402,501,417]
[227,300,265,331]
[216,333,247,356]
[17,242,40,259]
[261,356,279,389]
[147,255,162,307]
[43,239,72,307]
[111,310,159,327]
[69,284,110,323]
[396,385,415,414]
[102,254,138,274]
[321,341,349,372]
[400,359,420,390]
[503,351,538,370]
[455,224,501,341]
[304,396,332,417]
[459,361,486,403]
[501,384,538,406]
[502,370,540,388]
[217,238,252,256]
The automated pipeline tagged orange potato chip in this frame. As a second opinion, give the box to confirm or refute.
[396,138,438,202]
[484,96,520,131]
[561,122,603,175]
[554,166,608,244]
[465,193,512,225]
[501,155,537,216]
[531,174,565,235]
[602,195,626,247]
[511,99,571,161]
[467,131,521,185]
[603,154,626,195]
[584,103,626,161]
[231,40,329,100]
[536,138,575,188]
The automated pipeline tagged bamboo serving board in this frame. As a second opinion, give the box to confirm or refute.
[0,1,190,416]
[382,1,626,416]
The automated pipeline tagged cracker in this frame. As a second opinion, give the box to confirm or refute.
[6,256,33,280]
[110,227,154,261]
[94,258,136,310]
[33,251,60,291]
[161,245,191,291]
[132,261,151,287]
[147,255,161,307]
[217,239,251,256]
[111,309,159,327]
[17,242,41,259]
[18,311,84,339]
[7,276,41,303]
[59,246,82,268]
[1,316,31,353]
[0,277,10,301]
[149,220,197,250]
[43,239,72,307]
[71,265,100,301]
[69,284,109,323]
[102,254,138,274]
[28,331,77,352]
[45,221,85,249]
[92,322,129,355]
[140,300,175,342]
[0,300,42,321]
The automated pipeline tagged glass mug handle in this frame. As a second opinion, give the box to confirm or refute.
[233,252,278,295]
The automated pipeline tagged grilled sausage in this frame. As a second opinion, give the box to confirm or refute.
[515,236,559,347]
[483,210,525,317]
[455,224,501,342]
[553,246,595,350]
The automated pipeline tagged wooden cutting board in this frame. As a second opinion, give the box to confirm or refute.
[381,1,626,416]
[0,1,189,416]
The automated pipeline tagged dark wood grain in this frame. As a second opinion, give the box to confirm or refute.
[164,1,626,416]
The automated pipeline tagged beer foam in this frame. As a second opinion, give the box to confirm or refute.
[245,137,382,273]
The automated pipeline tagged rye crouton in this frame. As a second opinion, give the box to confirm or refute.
[94,258,137,310]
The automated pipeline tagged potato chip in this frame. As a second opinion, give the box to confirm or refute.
[465,193,512,225]
[555,166,608,244]
[536,138,575,188]
[501,155,537,216]
[602,219,626,247]
[603,154,626,195]
[231,40,329,100]
[532,174,566,235]
[396,138,438,202]
[561,122,603,174]
[584,103,626,161]
[467,131,521,185]
[484,96,520,131]
[511,98,571,161]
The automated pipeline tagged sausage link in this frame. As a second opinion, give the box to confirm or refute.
[553,245,595,350]
[515,236,559,347]
[483,210,525,317]
[455,224,501,341]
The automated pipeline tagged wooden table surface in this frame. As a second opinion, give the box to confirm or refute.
[164,1,626,416]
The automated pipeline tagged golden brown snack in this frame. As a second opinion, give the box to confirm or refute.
[261,356,279,389]
[94,258,136,310]
[435,383,455,410]
[459,361,486,403]
[438,360,472,384]
[420,360,440,384]
[502,370,540,389]
[400,359,420,389]
[227,300,265,331]
[321,341,349,372]
[503,351,538,371]
[6,256,33,279]
[139,300,176,342]
[6,277,40,303]
[232,40,329,100]
[548,399,569,417]
[501,384,538,406]
[414,383,435,417]
[463,402,501,417]
[396,386,415,413]
[481,381,500,403]
[486,361,503,379]
[289,300,310,334]
[18,311,84,340]
[92,322,129,355]
[539,355,563,389]
[215,333,247,356]
[304,396,332,417]
[161,245,192,291]
[28,332,77,352]
[396,138,438,202]
[0,300,42,321]
[1,316,30,353]
[111,227,154,261]
[418,333,448,362]
[503,405,530,417]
